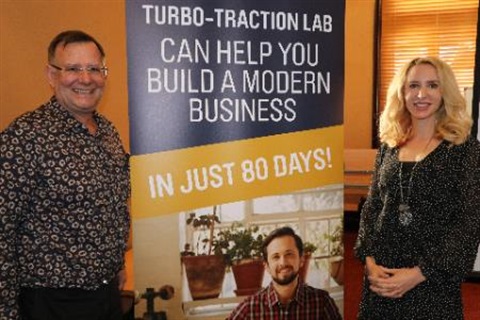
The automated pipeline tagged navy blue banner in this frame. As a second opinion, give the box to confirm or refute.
[126,0,345,155]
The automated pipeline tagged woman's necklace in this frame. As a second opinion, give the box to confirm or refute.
[398,162,417,226]
[398,136,434,226]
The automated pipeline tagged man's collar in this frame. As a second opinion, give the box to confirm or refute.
[266,279,306,307]
[48,96,104,133]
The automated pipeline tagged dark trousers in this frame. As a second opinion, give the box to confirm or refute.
[19,280,122,320]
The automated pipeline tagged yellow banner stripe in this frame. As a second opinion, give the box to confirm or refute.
[131,125,343,219]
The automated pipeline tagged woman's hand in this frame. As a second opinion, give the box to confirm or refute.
[365,256,391,279]
[366,258,426,299]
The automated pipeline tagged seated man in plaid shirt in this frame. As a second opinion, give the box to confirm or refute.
[227,226,342,320]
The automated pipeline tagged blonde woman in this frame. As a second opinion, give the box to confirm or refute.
[355,56,480,319]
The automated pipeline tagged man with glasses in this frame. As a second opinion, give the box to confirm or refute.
[0,30,130,320]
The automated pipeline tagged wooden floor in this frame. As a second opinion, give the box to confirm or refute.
[343,228,480,320]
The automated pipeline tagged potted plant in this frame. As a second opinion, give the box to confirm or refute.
[299,241,318,282]
[323,219,344,286]
[216,223,266,296]
[181,206,227,300]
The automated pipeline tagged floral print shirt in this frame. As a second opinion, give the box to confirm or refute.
[0,97,130,319]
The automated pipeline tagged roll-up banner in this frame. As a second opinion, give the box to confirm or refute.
[126,1,345,317]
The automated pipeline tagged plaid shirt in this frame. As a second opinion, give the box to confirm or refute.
[227,281,342,320]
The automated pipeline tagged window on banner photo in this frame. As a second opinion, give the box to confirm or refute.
[179,184,344,316]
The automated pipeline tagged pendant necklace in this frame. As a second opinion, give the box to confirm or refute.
[398,136,433,226]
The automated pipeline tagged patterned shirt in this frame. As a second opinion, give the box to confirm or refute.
[227,281,342,320]
[0,97,130,319]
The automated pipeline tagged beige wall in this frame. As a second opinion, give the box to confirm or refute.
[345,0,376,148]
[0,1,130,150]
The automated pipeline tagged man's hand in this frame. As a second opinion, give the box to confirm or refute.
[117,268,127,291]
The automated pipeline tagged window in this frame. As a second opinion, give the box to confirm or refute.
[378,0,479,113]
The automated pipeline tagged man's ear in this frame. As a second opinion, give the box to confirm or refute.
[45,65,55,87]
[299,255,305,269]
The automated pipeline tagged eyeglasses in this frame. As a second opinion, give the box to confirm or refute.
[49,63,108,78]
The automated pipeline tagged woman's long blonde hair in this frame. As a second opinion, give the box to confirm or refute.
[379,56,472,147]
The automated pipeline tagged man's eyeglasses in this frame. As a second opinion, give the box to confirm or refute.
[49,64,108,78]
